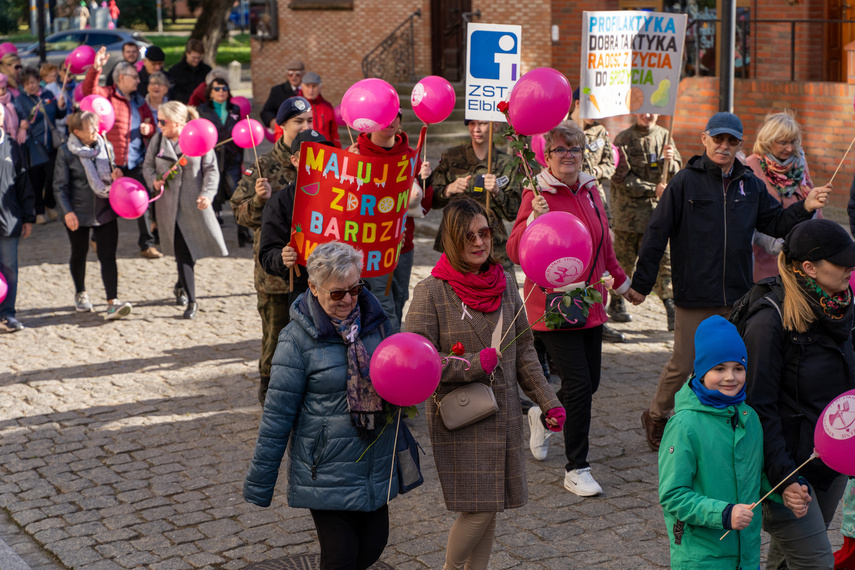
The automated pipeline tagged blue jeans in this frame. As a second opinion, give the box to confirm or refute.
[0,235,19,318]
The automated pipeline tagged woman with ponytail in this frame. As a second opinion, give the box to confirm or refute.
[742,219,855,569]
[142,101,227,319]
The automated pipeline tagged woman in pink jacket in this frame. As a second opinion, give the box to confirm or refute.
[507,121,632,498]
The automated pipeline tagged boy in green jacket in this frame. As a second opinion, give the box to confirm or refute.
[658,315,763,569]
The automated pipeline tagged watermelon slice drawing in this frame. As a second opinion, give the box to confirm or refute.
[301,182,320,196]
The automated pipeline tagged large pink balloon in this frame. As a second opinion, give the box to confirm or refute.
[333,104,343,126]
[264,128,276,143]
[411,76,456,125]
[508,68,573,136]
[73,83,85,103]
[369,332,441,407]
[340,78,399,133]
[79,95,115,133]
[231,96,251,120]
[109,177,150,219]
[231,118,265,149]
[814,389,855,476]
[531,134,547,168]
[0,270,7,304]
[519,211,594,289]
[179,118,218,157]
[0,42,17,59]
[65,45,96,75]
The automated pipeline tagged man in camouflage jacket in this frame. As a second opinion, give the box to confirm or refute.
[611,113,681,331]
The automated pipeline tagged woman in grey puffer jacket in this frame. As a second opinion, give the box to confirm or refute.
[244,241,399,570]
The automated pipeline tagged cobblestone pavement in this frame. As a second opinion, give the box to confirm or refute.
[0,207,844,569]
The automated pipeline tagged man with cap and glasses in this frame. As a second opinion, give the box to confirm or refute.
[231,97,313,405]
[136,46,169,97]
[261,61,304,131]
[627,112,831,451]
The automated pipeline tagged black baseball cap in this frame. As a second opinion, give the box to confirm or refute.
[290,129,333,154]
[785,219,855,267]
[145,46,165,62]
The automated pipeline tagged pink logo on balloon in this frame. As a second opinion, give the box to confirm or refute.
[545,257,585,287]
[822,395,855,440]
[91,98,110,115]
[351,118,380,132]
[411,83,425,106]
[79,95,115,133]
[411,76,455,125]
[814,389,855,477]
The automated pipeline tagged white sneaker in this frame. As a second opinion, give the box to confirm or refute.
[564,467,603,497]
[528,407,552,461]
[75,292,93,312]
[105,301,132,321]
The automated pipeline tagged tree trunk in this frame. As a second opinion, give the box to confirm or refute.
[189,0,233,65]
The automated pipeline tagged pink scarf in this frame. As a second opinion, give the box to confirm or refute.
[0,92,18,135]
[431,253,506,313]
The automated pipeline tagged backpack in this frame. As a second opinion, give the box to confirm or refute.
[728,276,784,335]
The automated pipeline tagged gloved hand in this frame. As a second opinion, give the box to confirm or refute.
[479,347,498,375]
[545,407,566,432]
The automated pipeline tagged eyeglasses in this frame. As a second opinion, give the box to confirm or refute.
[466,226,493,244]
[10,65,21,70]
[706,133,743,146]
[548,146,583,157]
[774,139,799,148]
[316,281,364,302]
[157,119,167,126]
[287,70,304,77]
[211,86,229,92]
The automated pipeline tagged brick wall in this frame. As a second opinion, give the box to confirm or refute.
[472,0,552,73]
[752,0,825,82]
[550,0,619,85]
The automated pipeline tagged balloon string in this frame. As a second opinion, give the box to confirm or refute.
[387,409,401,504]
[246,115,263,179]
[441,356,471,370]
[347,125,355,147]
[829,134,855,185]
[498,286,537,348]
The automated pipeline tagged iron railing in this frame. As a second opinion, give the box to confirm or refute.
[361,9,421,83]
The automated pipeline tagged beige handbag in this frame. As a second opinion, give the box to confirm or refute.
[436,310,502,431]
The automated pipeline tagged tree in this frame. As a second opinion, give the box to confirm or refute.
[189,0,233,64]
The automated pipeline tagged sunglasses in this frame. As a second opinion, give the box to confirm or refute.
[317,281,364,302]
[707,133,742,146]
[466,226,493,244]
[8,64,21,70]
[157,119,167,126]
[212,86,229,92]
[287,70,304,76]
[548,146,583,157]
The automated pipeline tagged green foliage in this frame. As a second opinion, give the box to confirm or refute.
[148,33,250,66]
[0,0,23,36]
[120,0,157,30]
[542,285,603,330]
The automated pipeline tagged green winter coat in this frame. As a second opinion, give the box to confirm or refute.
[659,381,763,570]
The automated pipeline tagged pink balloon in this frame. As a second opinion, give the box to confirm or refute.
[79,95,115,133]
[73,83,85,103]
[231,96,251,120]
[508,68,573,136]
[0,270,6,304]
[231,118,265,149]
[519,211,594,289]
[65,45,96,75]
[0,42,17,59]
[340,78,399,133]
[411,75,456,125]
[264,128,276,143]
[135,60,144,72]
[333,104,343,126]
[612,143,620,170]
[109,177,150,219]
[532,134,547,168]
[369,332,441,406]
[814,389,855,476]
[179,118,218,156]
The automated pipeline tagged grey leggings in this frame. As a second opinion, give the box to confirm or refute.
[443,512,497,570]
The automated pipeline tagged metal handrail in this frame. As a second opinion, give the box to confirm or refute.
[361,9,421,83]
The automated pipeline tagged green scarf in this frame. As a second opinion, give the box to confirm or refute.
[792,265,852,320]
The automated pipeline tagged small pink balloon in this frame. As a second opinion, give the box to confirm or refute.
[369,332,442,407]
[814,389,855,476]
[0,270,7,304]
[340,78,399,133]
[333,104,343,126]
[109,177,150,219]
[65,45,96,75]
[231,96,251,120]
[508,68,573,136]
[264,128,276,142]
[135,60,144,72]
[231,118,265,149]
[179,118,218,156]
[519,211,594,289]
[612,143,620,170]
[0,42,17,59]
[73,83,85,103]
[532,134,547,168]
[79,95,115,133]
[411,75,456,125]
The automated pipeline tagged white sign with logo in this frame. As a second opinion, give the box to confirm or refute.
[464,23,522,122]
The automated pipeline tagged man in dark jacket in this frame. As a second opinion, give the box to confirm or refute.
[260,60,304,130]
[0,109,34,332]
[167,40,211,104]
[629,112,829,451]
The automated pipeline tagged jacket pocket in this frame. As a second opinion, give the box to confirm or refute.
[688,198,714,211]
[310,423,329,480]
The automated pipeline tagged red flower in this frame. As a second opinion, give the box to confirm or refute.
[451,342,465,356]
[497,101,510,114]
[178,157,188,166]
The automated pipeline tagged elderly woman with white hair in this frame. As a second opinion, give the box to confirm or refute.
[142,100,227,319]
[244,240,400,570]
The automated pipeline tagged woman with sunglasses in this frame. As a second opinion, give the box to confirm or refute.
[245,240,401,570]
[406,197,562,569]
[507,121,632,498]
[197,77,252,246]
[0,53,22,97]
[746,112,827,281]
[142,101,227,319]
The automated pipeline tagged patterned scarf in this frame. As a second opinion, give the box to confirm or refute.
[334,304,385,437]
[759,150,812,198]
[792,264,852,320]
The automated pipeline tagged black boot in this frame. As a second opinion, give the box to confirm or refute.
[258,375,270,406]
[608,296,632,322]
[183,302,198,320]
[174,285,188,307]
[663,299,676,332]
[602,323,625,343]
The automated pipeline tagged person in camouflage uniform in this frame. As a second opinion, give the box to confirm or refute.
[230,97,314,404]
[610,113,681,331]
[430,120,522,275]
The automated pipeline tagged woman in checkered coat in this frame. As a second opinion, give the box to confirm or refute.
[405,198,563,569]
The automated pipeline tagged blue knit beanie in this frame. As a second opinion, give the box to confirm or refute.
[693,315,747,380]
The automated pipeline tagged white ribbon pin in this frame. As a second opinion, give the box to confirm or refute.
[346,324,358,343]
[461,303,472,320]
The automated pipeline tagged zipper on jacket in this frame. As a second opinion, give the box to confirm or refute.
[722,180,729,304]
[310,425,328,480]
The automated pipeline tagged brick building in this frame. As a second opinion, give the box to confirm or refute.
[251,0,855,208]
